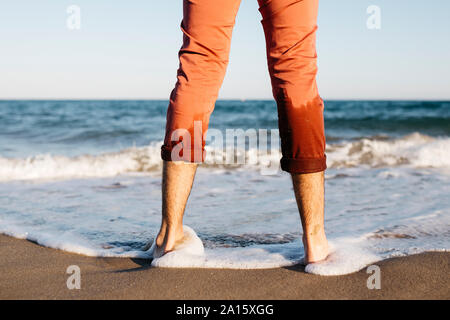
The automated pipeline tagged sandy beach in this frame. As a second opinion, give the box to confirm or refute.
[0,234,448,300]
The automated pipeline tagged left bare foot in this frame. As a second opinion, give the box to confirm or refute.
[302,230,329,264]
[143,225,184,258]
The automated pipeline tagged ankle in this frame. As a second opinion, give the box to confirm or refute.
[156,224,184,248]
[168,224,184,238]
[302,229,329,263]
[155,232,165,247]
[303,226,326,242]
[302,230,327,254]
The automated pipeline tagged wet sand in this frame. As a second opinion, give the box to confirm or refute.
[0,234,448,299]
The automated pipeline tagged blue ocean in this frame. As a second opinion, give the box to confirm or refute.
[0,100,449,275]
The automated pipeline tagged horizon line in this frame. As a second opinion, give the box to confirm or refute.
[1,98,449,102]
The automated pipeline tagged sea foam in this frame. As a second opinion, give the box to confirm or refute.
[1,133,449,182]
[147,226,381,275]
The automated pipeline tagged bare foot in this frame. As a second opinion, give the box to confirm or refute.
[144,225,185,258]
[302,230,329,264]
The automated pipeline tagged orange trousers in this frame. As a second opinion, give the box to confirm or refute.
[161,0,327,173]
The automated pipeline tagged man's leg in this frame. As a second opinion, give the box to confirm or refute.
[258,0,328,263]
[155,0,241,255]
[292,171,328,263]
[153,161,197,256]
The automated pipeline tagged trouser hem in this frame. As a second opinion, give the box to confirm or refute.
[280,155,327,174]
[161,145,205,163]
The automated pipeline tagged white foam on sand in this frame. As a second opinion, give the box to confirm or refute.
[148,226,205,267]
[148,226,300,269]
[304,239,381,276]
[148,226,381,275]
[0,219,148,258]
[2,221,444,275]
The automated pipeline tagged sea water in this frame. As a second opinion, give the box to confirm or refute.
[0,100,449,275]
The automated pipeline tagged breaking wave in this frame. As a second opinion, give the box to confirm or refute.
[1,133,449,181]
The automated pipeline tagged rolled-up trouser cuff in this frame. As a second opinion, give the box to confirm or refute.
[280,155,327,174]
[161,144,205,163]
[161,145,173,162]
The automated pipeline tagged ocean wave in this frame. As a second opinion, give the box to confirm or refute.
[0,143,163,181]
[326,132,450,169]
[1,133,449,181]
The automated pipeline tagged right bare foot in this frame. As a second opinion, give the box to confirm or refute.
[302,229,329,264]
[151,225,185,258]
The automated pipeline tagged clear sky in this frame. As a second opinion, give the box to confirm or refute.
[0,0,449,100]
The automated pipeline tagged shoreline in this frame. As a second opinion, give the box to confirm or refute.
[0,234,448,299]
